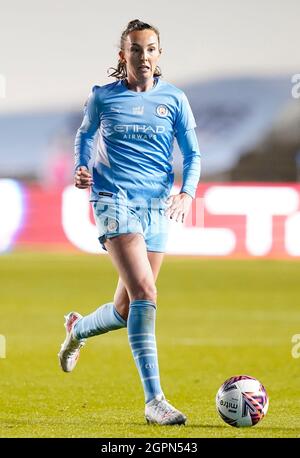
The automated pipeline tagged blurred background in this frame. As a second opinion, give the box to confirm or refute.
[0,0,300,256]
[1,0,300,439]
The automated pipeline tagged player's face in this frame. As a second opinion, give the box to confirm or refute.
[120,30,161,82]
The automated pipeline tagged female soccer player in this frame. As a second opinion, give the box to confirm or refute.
[58,19,201,426]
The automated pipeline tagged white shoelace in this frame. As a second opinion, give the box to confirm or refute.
[64,338,85,359]
[153,399,178,418]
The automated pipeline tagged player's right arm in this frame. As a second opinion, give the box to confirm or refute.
[74,86,100,189]
[74,166,94,189]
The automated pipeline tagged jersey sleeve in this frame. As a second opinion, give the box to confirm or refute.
[174,92,197,134]
[74,86,101,171]
[176,128,201,198]
[174,92,201,198]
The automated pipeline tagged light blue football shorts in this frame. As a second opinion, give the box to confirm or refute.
[92,198,170,252]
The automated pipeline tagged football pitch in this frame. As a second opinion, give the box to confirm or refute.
[0,252,300,438]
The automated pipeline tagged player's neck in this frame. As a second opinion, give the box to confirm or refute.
[125,77,155,92]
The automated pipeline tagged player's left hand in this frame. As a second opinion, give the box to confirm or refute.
[165,192,192,223]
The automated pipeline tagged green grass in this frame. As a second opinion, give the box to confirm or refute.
[0,252,300,438]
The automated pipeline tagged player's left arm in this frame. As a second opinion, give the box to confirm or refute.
[165,127,201,223]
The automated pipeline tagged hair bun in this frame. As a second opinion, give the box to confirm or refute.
[128,19,141,26]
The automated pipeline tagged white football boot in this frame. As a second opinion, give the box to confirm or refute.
[145,394,187,425]
[58,312,86,372]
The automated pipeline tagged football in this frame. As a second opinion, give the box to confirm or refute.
[216,375,269,427]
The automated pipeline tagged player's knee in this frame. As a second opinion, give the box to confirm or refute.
[131,282,157,304]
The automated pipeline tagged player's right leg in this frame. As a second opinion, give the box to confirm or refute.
[58,249,163,373]
[58,200,130,372]
[59,199,161,351]
[58,299,127,372]
[58,311,86,372]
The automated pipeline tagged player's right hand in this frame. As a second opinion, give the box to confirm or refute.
[74,166,94,189]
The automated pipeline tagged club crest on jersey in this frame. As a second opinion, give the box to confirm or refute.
[156,104,169,117]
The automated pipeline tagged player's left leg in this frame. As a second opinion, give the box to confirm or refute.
[105,233,186,425]
[113,250,165,320]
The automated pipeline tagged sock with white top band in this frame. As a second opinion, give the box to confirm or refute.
[73,302,126,339]
[127,299,164,403]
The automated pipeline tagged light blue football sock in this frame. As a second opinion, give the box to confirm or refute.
[127,299,164,403]
[73,302,127,339]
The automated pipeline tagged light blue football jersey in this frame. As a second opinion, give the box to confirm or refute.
[75,77,201,205]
